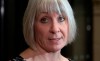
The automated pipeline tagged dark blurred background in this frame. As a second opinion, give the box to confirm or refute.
[0,0,99,61]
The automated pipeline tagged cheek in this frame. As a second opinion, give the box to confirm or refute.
[34,26,50,49]
[34,25,49,42]
[62,24,69,40]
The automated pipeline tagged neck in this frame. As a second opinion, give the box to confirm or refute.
[31,44,62,61]
[20,44,64,61]
[33,51,61,61]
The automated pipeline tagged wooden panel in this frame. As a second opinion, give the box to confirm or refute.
[93,0,100,61]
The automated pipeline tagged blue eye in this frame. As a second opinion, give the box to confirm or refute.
[58,16,65,22]
[40,17,49,23]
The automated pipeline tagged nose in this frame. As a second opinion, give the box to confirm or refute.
[50,22,60,34]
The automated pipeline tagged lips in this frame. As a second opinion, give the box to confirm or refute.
[48,36,62,41]
[48,38,61,41]
[48,37,62,45]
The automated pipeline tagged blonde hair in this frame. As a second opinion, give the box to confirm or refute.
[23,0,76,49]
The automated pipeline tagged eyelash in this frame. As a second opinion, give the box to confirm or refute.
[58,16,65,22]
[40,16,65,23]
[40,17,49,23]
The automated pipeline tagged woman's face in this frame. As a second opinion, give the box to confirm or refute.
[34,12,68,52]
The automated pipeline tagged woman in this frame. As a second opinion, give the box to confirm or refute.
[10,0,76,61]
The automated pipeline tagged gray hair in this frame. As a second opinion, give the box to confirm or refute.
[23,0,76,49]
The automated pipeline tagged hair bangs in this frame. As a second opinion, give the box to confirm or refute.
[36,0,67,16]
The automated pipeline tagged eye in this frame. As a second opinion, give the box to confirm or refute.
[58,16,65,22]
[40,17,49,23]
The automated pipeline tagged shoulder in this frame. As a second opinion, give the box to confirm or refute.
[9,48,31,61]
[61,56,72,61]
[20,48,35,59]
[67,58,73,61]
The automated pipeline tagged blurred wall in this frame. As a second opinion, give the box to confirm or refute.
[93,0,100,61]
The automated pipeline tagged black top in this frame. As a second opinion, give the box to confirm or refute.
[9,56,25,61]
[9,56,72,61]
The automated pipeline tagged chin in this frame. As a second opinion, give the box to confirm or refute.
[47,45,64,52]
